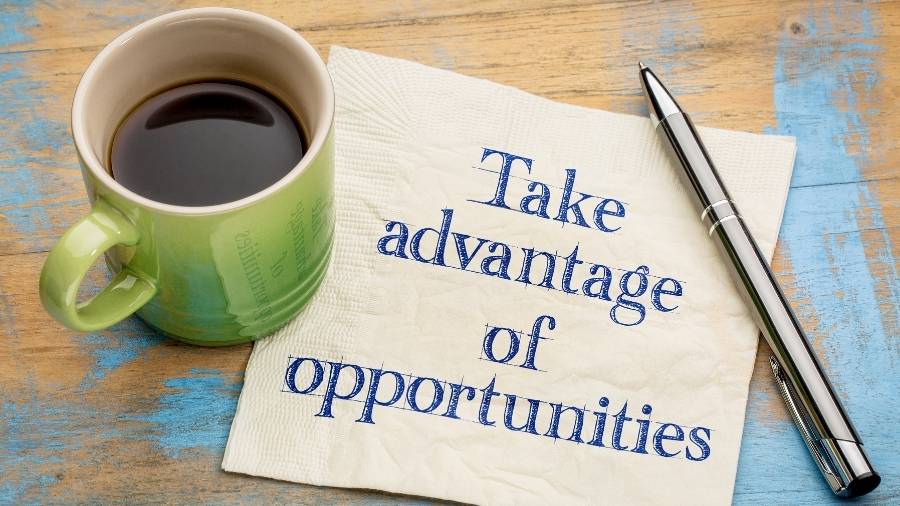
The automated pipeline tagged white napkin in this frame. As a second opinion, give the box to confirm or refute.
[223,46,796,505]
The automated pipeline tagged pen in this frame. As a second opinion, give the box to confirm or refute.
[638,63,880,498]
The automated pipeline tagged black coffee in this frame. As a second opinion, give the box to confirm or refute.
[110,81,305,206]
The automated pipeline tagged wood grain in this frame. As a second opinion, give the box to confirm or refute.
[1,0,897,504]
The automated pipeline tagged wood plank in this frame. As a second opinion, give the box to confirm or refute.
[0,0,603,53]
[736,2,899,504]
[1,0,897,504]
[5,0,898,256]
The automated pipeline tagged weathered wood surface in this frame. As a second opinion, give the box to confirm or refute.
[1,0,897,503]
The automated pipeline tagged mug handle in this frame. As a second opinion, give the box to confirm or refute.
[40,198,157,331]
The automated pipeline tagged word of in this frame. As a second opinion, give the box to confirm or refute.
[483,315,555,370]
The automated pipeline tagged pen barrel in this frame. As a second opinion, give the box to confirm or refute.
[658,112,880,497]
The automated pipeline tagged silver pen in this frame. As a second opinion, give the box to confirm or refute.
[638,63,880,498]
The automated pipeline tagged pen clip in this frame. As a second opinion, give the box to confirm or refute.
[768,356,845,494]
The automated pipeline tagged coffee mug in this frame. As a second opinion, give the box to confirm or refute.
[39,8,335,345]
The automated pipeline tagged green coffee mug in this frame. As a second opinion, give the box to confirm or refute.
[39,8,335,346]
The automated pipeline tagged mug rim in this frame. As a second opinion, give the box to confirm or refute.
[71,7,334,216]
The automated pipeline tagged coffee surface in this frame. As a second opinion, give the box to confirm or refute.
[111,81,305,206]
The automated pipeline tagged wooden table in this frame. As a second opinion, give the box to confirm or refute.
[1,1,897,503]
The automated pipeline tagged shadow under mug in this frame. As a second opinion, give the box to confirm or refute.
[39,8,335,346]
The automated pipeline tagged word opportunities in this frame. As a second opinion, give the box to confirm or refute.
[376,148,685,326]
[283,355,712,462]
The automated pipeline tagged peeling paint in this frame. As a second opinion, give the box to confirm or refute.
[0,0,37,48]
[135,369,243,458]
[735,4,898,503]
[74,330,164,390]
[0,52,77,247]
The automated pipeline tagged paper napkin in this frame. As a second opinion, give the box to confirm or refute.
[223,46,796,505]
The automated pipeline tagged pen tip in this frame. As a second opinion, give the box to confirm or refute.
[638,61,648,71]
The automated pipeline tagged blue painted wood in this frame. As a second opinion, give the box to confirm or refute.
[734,4,898,504]
[1,1,897,504]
